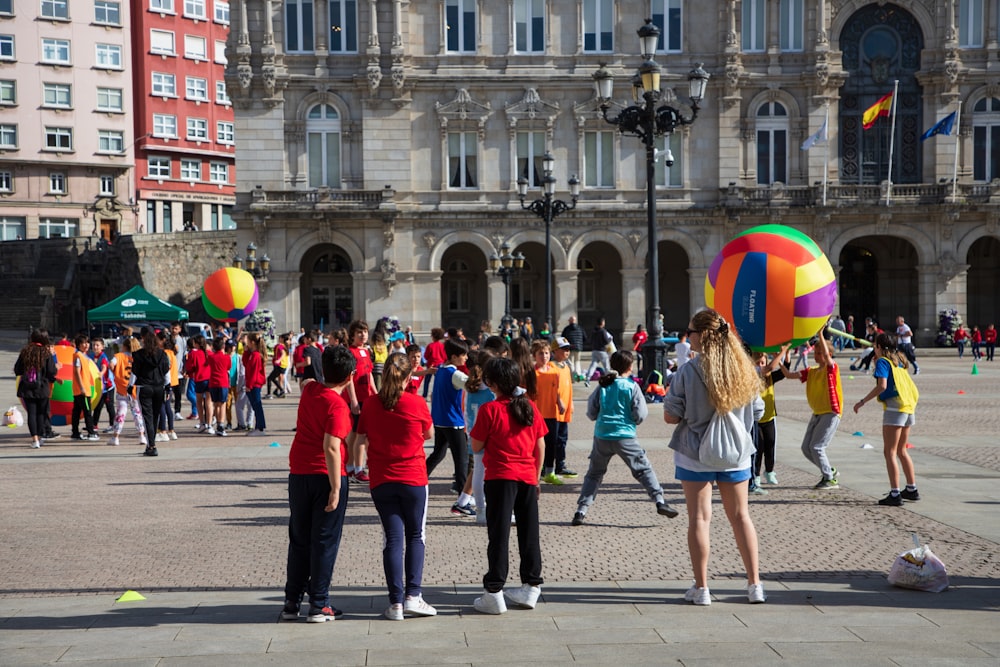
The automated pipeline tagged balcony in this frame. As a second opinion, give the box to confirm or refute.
[720,181,1000,208]
[248,186,395,213]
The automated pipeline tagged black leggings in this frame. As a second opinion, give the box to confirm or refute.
[753,420,777,476]
[425,427,468,490]
[23,397,49,438]
[266,367,285,395]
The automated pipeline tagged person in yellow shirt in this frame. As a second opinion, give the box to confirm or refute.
[71,335,100,441]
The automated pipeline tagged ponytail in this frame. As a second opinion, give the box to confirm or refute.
[483,357,534,427]
[378,352,410,411]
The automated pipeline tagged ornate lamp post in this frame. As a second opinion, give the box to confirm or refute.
[592,19,709,378]
[489,241,525,335]
[233,241,271,282]
[516,152,580,335]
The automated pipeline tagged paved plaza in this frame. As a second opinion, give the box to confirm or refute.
[0,341,997,665]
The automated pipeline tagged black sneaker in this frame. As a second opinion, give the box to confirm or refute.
[900,488,921,501]
[44,431,62,440]
[280,600,300,621]
[143,446,159,457]
[556,467,579,478]
[878,493,903,506]
[656,501,679,518]
[571,511,586,526]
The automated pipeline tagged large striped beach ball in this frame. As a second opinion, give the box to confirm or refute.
[705,225,837,352]
[202,267,259,322]
[43,346,100,426]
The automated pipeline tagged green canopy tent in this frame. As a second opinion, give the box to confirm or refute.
[87,286,189,322]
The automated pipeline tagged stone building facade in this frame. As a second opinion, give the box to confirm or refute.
[228,0,1000,343]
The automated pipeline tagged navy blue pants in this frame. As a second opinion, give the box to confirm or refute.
[370,482,428,604]
[542,419,568,470]
[483,479,543,593]
[284,474,349,610]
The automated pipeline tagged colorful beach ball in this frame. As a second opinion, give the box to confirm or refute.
[42,346,101,426]
[705,224,837,352]
[202,267,259,322]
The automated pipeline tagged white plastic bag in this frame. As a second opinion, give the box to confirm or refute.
[3,405,24,428]
[887,535,949,593]
[699,410,755,468]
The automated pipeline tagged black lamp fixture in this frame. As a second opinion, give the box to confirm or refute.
[489,241,525,334]
[233,241,270,281]
[592,19,709,378]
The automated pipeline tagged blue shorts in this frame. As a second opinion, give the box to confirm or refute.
[210,387,229,403]
[675,465,752,483]
[194,380,210,394]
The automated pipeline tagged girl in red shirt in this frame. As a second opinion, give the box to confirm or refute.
[242,333,267,434]
[469,357,547,615]
[185,335,212,433]
[206,337,232,436]
[356,353,436,621]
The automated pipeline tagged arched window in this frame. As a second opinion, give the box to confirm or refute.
[756,102,788,184]
[972,97,1000,182]
[307,104,341,188]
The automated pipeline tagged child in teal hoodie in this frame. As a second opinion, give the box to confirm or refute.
[572,350,679,525]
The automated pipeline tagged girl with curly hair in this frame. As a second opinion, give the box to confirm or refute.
[14,330,59,448]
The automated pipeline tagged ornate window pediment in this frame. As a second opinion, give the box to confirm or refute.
[435,88,491,138]
[505,88,559,131]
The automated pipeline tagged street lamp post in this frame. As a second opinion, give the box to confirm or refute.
[516,152,580,336]
[233,241,271,282]
[592,19,709,379]
[489,242,525,337]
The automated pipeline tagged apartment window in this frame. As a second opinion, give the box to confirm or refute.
[756,102,788,185]
[329,0,357,52]
[0,36,12,60]
[95,43,123,69]
[45,126,73,151]
[99,174,115,195]
[209,162,228,183]
[148,156,170,178]
[447,131,477,188]
[39,218,78,238]
[653,132,683,187]
[583,0,612,52]
[307,103,341,187]
[742,0,765,52]
[516,131,545,187]
[0,172,12,193]
[96,87,123,112]
[584,131,613,187]
[0,80,14,105]
[285,0,314,52]
[98,129,124,153]
[41,39,71,65]
[151,72,176,96]
[514,0,544,53]
[652,0,682,53]
[445,0,476,53]
[185,76,208,101]
[187,117,208,140]
[150,0,174,11]
[215,80,230,104]
[42,82,71,108]
[41,0,69,19]
[0,1,11,15]
[0,217,26,240]
[180,158,200,181]
[49,172,66,193]
[214,1,229,23]
[150,29,175,55]
[214,39,227,64]
[973,96,1000,181]
[152,113,177,137]
[94,0,121,25]
[184,35,207,59]
[0,123,15,148]
[959,0,984,47]
[216,121,234,144]
[779,0,803,51]
[184,0,207,19]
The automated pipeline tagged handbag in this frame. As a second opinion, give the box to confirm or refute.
[699,409,756,468]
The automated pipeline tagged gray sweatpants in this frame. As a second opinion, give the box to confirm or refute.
[576,436,663,512]
[801,412,840,479]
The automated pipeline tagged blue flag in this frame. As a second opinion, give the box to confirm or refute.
[920,112,957,141]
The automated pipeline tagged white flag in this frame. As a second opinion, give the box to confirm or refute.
[801,118,828,151]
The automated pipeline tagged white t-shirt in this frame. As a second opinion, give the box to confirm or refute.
[674,341,692,367]
[896,324,913,344]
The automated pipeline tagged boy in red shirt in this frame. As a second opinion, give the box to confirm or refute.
[281,345,356,623]
[346,320,377,483]
[206,337,232,436]
[404,343,435,394]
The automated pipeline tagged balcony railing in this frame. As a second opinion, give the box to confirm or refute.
[249,187,393,211]
[720,181,999,208]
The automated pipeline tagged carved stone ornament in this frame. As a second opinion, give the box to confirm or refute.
[317,219,332,244]
[381,260,398,297]
[383,220,395,247]
[558,232,573,251]
[261,65,276,97]
[945,60,960,85]
[391,62,405,93]
[626,231,642,251]
[422,232,437,249]
[367,61,382,93]
[815,62,830,88]
[876,213,891,235]
[237,63,252,92]
[435,89,492,139]
[505,88,560,130]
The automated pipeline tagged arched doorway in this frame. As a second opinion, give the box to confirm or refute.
[839,3,923,184]
[440,242,488,335]
[577,241,624,341]
[839,236,917,327]
[300,244,353,331]
[966,236,1000,328]
[659,240,691,333]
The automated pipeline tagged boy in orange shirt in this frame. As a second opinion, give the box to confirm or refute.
[71,335,100,441]
[549,336,576,479]
[532,340,572,485]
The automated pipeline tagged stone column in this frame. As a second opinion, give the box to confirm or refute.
[688,266,708,314]
[261,270,301,332]
[620,268,646,334]
[488,275,507,331]
[916,265,939,347]
[552,268,578,332]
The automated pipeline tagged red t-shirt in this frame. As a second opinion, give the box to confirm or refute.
[350,346,377,402]
[206,350,232,389]
[185,348,210,382]
[406,364,424,394]
[289,381,351,476]
[242,350,265,389]
[357,392,432,489]
[292,344,306,376]
[423,340,447,367]
[985,328,998,344]
[469,398,547,485]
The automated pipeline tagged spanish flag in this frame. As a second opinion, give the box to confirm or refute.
[862,93,893,130]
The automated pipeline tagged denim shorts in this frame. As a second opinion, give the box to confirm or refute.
[194,380,209,394]
[209,387,229,403]
[675,465,753,483]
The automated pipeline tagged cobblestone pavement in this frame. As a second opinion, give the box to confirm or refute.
[1,350,998,597]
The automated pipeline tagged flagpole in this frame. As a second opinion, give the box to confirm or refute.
[822,101,830,206]
[951,100,963,201]
[885,79,899,206]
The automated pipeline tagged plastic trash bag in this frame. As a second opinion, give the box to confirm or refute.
[3,405,24,428]
[887,535,949,593]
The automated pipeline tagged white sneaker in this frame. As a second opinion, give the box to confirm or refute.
[155,432,168,442]
[195,424,207,433]
[108,437,120,446]
[748,583,766,604]
[503,585,540,610]
[174,412,183,420]
[168,431,178,441]
[205,426,215,435]
[403,595,437,617]
[684,584,711,606]
[473,590,507,615]
[383,603,404,621]
[30,440,41,449]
